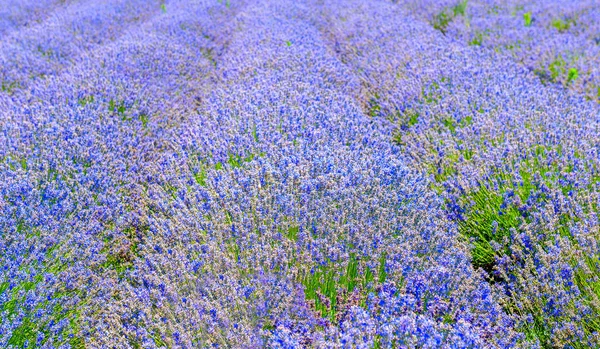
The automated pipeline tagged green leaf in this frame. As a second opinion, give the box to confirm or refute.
[523,12,532,27]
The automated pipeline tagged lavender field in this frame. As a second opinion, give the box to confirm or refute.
[1,0,599,347]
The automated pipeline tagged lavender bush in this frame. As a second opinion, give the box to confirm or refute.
[0,0,598,347]
[310,0,600,346]
[396,0,600,102]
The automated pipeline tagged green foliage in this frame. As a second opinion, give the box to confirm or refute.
[252,124,259,142]
[227,152,258,168]
[551,18,572,32]
[368,93,381,117]
[285,225,299,241]
[139,113,149,128]
[422,81,441,104]
[1,80,19,93]
[407,111,419,127]
[100,251,134,276]
[193,166,208,186]
[523,12,532,27]
[535,55,579,87]
[392,109,419,133]
[108,99,127,119]
[152,328,170,348]
[217,0,230,8]
[99,224,147,279]
[432,1,467,34]
[428,151,459,184]
[442,117,457,133]
[8,318,38,347]
[460,115,473,127]
[77,95,95,107]
[339,257,359,293]
[70,336,86,349]
[190,151,263,187]
[303,267,338,321]
[458,184,522,270]
[432,12,451,34]
[302,254,387,323]
[453,0,468,17]
[2,155,32,172]
[469,32,483,46]
[567,68,578,83]
[548,56,565,81]
[378,253,387,284]
[36,45,54,58]
[201,47,216,66]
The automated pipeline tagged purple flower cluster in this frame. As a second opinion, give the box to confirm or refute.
[309,0,600,346]
[1,0,597,347]
[1,0,236,347]
[0,0,69,38]
[399,0,600,101]
[148,1,515,346]
[0,0,164,95]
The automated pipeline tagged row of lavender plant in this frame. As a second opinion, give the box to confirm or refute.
[0,0,237,347]
[7,0,597,347]
[396,0,600,102]
[114,0,528,346]
[0,0,165,96]
[0,0,73,38]
[310,0,600,346]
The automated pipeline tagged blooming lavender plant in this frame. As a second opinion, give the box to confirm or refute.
[1,0,236,346]
[0,0,71,38]
[134,0,518,346]
[310,0,600,346]
[395,0,600,102]
[0,0,164,96]
[1,0,598,347]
